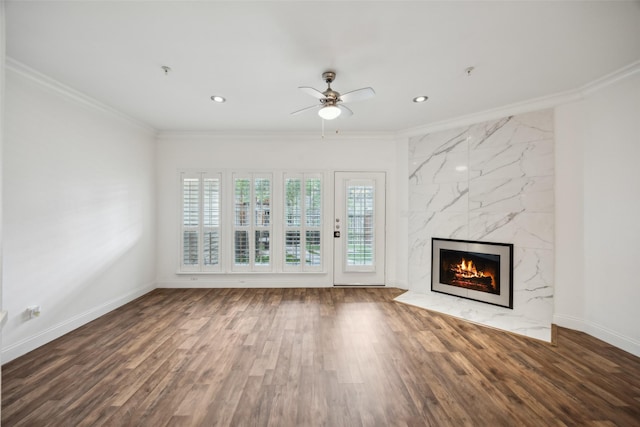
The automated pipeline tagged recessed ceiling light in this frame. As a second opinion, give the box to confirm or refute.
[413,95,429,103]
[211,95,226,103]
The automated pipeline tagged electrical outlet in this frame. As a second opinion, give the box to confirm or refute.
[26,305,41,319]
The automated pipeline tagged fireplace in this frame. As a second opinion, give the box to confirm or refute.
[432,238,513,308]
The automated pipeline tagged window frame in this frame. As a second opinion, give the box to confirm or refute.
[283,173,323,272]
[177,169,325,275]
[231,172,273,272]
[180,170,223,273]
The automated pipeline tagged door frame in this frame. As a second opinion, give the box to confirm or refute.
[333,171,386,286]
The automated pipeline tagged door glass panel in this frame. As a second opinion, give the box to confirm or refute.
[346,183,374,266]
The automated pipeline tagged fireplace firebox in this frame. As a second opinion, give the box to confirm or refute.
[432,238,513,308]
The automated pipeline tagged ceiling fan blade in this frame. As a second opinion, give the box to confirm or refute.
[298,86,326,100]
[337,104,353,117]
[339,87,375,103]
[291,104,321,116]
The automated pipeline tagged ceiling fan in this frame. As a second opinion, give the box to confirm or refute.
[291,71,375,120]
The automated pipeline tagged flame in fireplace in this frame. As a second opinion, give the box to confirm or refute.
[456,258,496,288]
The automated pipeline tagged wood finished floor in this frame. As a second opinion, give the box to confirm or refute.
[2,288,639,426]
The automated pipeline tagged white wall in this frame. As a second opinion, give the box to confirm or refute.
[553,104,585,327]
[555,71,640,356]
[2,65,157,363]
[0,0,6,315]
[0,0,6,412]
[155,133,403,288]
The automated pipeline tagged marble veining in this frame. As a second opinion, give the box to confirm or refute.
[410,182,468,213]
[468,116,513,149]
[406,109,554,342]
[469,176,554,213]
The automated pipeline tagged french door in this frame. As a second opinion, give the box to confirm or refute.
[333,172,386,285]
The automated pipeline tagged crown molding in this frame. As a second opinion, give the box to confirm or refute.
[397,89,582,138]
[579,59,640,96]
[5,57,157,136]
[398,59,640,138]
[156,130,397,142]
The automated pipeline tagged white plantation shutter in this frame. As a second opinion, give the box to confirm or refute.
[179,170,322,274]
[182,177,200,268]
[234,177,250,266]
[203,177,221,268]
[180,172,222,272]
[254,178,271,267]
[283,173,322,271]
[233,173,272,271]
[345,180,375,270]
[305,177,322,269]
[284,177,302,267]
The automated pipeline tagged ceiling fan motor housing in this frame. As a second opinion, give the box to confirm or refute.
[323,89,340,105]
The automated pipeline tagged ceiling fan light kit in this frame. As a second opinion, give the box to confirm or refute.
[318,105,341,120]
[292,71,375,121]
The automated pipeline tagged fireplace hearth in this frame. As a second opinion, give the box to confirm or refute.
[432,238,513,308]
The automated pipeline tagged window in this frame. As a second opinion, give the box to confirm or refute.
[179,170,322,274]
[284,173,322,271]
[181,171,222,271]
[233,173,272,271]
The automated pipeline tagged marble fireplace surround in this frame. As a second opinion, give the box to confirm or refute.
[401,109,554,342]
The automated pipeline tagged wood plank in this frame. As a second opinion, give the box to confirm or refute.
[2,288,639,426]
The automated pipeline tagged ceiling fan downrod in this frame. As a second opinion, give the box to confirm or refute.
[321,71,339,105]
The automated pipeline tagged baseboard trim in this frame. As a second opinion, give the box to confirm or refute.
[2,283,155,364]
[553,314,639,357]
[156,280,400,289]
[155,279,334,288]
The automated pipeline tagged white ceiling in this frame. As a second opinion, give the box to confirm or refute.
[6,1,640,133]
